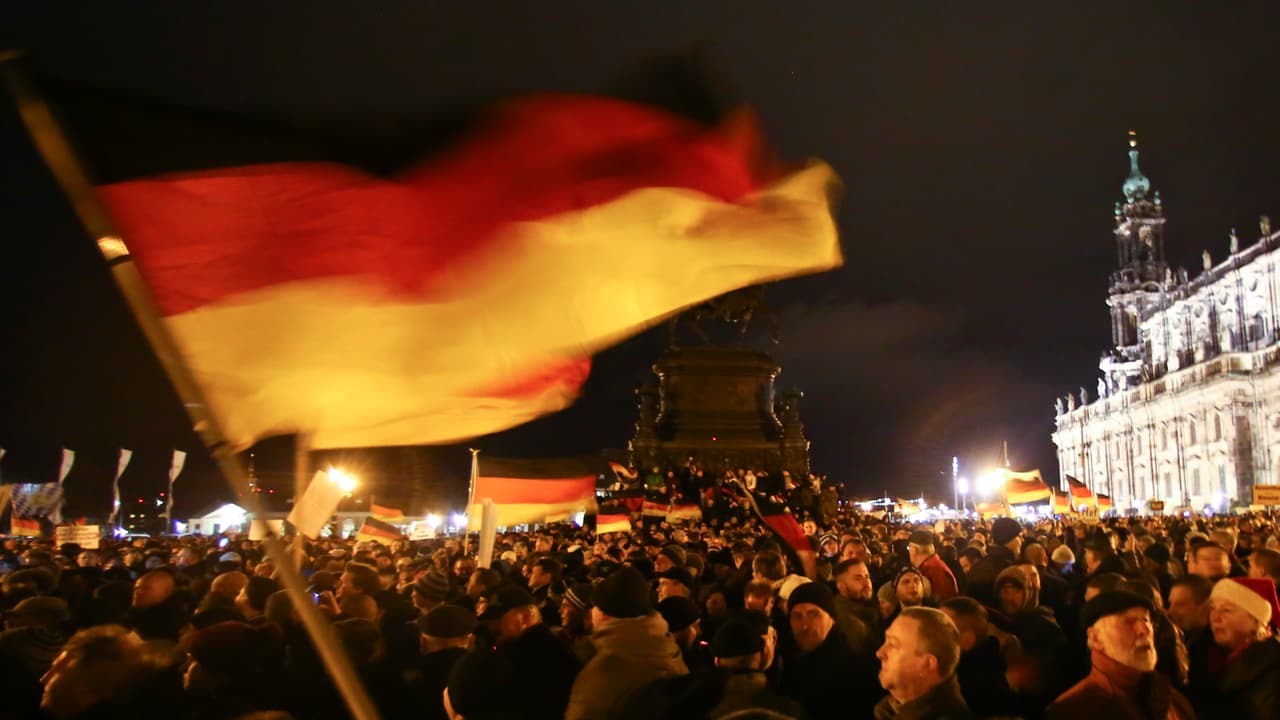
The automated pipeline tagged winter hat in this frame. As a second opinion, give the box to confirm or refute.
[6,596,71,627]
[413,570,452,602]
[712,617,765,658]
[657,596,700,632]
[592,567,653,618]
[1211,577,1280,630]
[658,567,695,590]
[478,585,536,621]
[1051,545,1075,565]
[563,582,594,611]
[659,545,688,567]
[1081,590,1152,629]
[1143,544,1171,565]
[991,518,1022,547]
[420,604,477,638]
[787,581,835,619]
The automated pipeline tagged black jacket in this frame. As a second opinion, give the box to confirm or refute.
[781,627,881,720]
[955,635,1018,718]
[1209,637,1280,720]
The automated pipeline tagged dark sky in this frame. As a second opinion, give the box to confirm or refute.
[3,2,1280,516]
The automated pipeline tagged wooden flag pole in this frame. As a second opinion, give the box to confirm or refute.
[1,54,380,720]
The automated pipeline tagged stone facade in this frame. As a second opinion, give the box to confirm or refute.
[1052,134,1280,512]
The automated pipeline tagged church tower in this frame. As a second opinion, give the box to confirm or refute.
[1100,131,1168,393]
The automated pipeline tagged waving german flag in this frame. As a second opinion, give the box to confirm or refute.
[1003,469,1052,505]
[23,72,842,451]
[1065,475,1098,510]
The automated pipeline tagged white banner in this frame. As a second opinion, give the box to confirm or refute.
[287,470,346,539]
[55,525,99,549]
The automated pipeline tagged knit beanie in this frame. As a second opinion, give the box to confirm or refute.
[592,567,652,618]
[1211,577,1280,630]
[991,518,1022,546]
[787,581,835,619]
[1051,545,1075,565]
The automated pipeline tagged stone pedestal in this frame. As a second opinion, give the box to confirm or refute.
[631,345,809,476]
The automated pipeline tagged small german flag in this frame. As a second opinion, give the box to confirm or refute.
[470,456,599,527]
[356,516,401,546]
[596,514,631,534]
[10,517,41,537]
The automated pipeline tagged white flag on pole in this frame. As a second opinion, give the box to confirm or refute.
[108,449,133,527]
[165,450,187,529]
[57,448,75,485]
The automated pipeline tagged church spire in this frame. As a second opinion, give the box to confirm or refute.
[1122,130,1151,202]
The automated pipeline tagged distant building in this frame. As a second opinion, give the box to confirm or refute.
[1052,133,1280,512]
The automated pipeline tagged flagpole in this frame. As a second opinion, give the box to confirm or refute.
[467,448,479,523]
[2,56,379,720]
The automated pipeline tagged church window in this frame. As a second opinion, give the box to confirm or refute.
[1161,427,1168,450]
[1218,465,1229,495]
[1192,467,1201,496]
[1162,472,1171,499]
[1188,420,1197,444]
[1216,414,1224,440]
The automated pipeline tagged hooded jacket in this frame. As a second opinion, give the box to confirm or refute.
[565,612,688,720]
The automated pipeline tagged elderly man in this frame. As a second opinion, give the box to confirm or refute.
[909,531,958,602]
[874,606,969,718]
[1200,576,1280,719]
[1045,591,1194,719]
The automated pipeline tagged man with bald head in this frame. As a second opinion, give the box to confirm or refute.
[128,571,186,642]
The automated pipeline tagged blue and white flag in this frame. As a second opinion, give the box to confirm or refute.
[12,483,65,519]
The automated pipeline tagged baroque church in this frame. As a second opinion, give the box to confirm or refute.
[1052,132,1280,512]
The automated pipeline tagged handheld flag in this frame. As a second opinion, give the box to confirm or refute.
[355,516,402,546]
[10,517,41,537]
[596,514,631,534]
[1002,469,1052,505]
[469,456,598,528]
[107,449,133,527]
[1065,475,1098,510]
[733,480,816,579]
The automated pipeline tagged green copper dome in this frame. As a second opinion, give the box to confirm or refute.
[1122,131,1150,202]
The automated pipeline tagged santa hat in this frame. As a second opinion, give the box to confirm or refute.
[1211,577,1280,630]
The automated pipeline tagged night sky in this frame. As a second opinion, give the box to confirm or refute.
[4,3,1280,517]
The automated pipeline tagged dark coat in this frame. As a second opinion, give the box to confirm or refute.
[955,635,1018,719]
[1209,637,1280,720]
[873,675,972,720]
[781,627,881,720]
[1044,649,1195,720]
[963,545,1015,606]
[417,647,467,720]
[499,623,581,720]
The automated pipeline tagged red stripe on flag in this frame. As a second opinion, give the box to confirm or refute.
[99,96,760,317]
[472,475,596,505]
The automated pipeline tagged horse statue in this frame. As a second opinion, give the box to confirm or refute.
[668,285,780,347]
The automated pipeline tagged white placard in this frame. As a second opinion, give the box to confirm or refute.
[249,518,285,541]
[287,470,345,539]
[55,525,99,549]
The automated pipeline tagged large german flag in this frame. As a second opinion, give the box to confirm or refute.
[1003,469,1052,505]
[469,456,599,527]
[21,71,842,451]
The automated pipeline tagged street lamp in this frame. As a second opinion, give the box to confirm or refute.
[956,476,969,510]
[327,468,358,494]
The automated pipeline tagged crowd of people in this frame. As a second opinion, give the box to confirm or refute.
[2,488,1280,719]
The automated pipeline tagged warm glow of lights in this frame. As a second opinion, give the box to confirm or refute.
[424,513,442,531]
[451,512,468,529]
[977,469,1005,495]
[328,468,358,493]
[956,477,969,495]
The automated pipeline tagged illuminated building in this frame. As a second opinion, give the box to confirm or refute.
[1052,133,1280,512]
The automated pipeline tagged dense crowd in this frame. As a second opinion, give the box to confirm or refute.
[2,494,1280,719]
